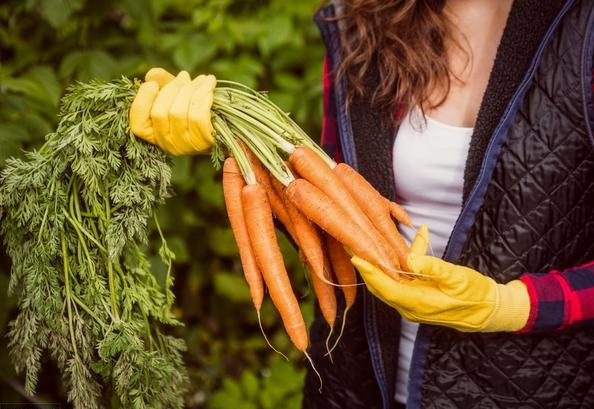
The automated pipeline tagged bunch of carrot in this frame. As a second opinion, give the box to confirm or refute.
[210,81,413,369]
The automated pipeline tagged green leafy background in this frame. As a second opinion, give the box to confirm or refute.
[0,0,324,407]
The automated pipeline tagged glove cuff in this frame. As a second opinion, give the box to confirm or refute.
[482,280,530,332]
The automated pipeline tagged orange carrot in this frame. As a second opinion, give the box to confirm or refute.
[244,148,297,241]
[223,159,286,358]
[385,198,413,228]
[289,147,397,272]
[271,166,332,286]
[325,234,356,354]
[285,178,387,272]
[333,162,409,270]
[270,174,287,200]
[283,192,329,284]
[222,158,263,310]
[242,183,308,351]
[310,259,337,328]
[314,254,337,360]
[325,234,357,309]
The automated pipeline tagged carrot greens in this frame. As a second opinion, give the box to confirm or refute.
[0,78,187,409]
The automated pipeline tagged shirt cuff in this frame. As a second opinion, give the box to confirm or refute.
[518,261,594,333]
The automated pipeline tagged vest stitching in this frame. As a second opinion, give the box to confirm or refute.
[479,161,594,276]
[579,2,594,148]
[424,340,504,408]
[465,156,594,279]
[464,79,592,270]
[465,339,544,408]
[507,335,583,403]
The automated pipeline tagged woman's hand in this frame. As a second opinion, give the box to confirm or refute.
[129,68,216,155]
[351,231,530,332]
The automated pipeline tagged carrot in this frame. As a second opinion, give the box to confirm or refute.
[223,158,286,359]
[270,174,287,200]
[309,256,337,359]
[333,162,410,270]
[270,165,334,287]
[325,235,357,309]
[284,193,330,280]
[242,183,308,352]
[285,178,387,272]
[244,148,297,241]
[325,234,357,355]
[289,147,397,272]
[385,198,413,228]
[222,158,263,310]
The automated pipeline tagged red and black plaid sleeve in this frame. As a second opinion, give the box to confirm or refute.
[519,261,594,332]
[321,54,342,162]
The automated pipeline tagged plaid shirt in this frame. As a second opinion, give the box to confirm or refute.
[321,54,594,332]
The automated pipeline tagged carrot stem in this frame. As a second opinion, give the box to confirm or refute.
[213,115,256,185]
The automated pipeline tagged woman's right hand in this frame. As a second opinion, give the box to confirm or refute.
[129,68,217,155]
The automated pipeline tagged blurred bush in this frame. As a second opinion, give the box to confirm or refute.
[0,0,324,407]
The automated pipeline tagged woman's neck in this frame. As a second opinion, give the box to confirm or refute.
[424,0,514,128]
[445,0,514,51]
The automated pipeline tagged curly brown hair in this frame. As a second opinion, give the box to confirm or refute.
[335,0,465,125]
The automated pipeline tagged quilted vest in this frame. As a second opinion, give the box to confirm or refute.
[305,1,594,408]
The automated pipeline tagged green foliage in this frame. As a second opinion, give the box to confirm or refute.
[1,0,323,407]
[1,79,187,408]
[207,358,304,409]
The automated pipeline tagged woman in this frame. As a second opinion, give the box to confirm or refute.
[129,0,594,407]
[305,0,594,408]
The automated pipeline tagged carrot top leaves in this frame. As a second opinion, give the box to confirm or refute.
[0,78,188,409]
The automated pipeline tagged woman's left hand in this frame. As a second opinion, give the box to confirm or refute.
[351,240,531,332]
[129,68,217,155]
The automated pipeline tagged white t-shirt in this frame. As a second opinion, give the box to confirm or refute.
[392,107,473,404]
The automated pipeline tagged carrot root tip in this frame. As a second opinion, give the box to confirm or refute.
[257,309,288,361]
[304,350,323,393]
[326,306,350,356]
[324,326,334,363]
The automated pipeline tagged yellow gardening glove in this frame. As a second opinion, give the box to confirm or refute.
[129,67,217,155]
[351,227,530,332]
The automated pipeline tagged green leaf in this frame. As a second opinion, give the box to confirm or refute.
[59,50,118,81]
[208,377,244,408]
[240,370,259,400]
[257,15,293,56]
[195,160,224,208]
[267,91,295,117]
[211,55,263,88]
[207,227,238,257]
[118,0,157,44]
[172,34,217,71]
[166,236,189,263]
[208,391,242,409]
[0,123,30,165]
[274,72,302,91]
[213,271,251,303]
[27,66,62,107]
[39,0,84,28]
[1,77,46,99]
[192,8,214,27]
[171,156,193,191]
[58,51,84,79]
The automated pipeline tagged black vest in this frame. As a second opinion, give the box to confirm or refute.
[305,1,594,408]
